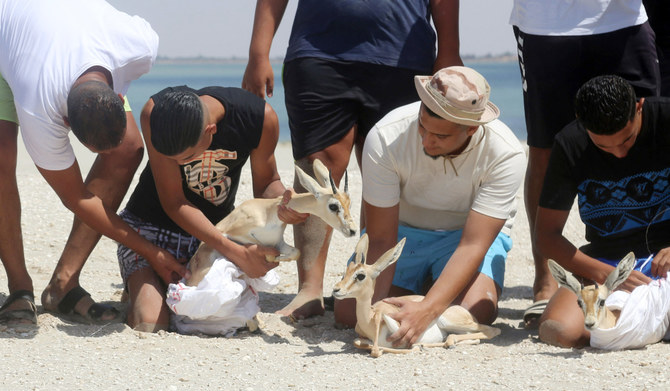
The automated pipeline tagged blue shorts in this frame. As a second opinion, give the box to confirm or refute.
[596,254,659,280]
[352,225,512,294]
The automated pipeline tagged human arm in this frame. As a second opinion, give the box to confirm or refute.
[536,141,651,290]
[430,0,463,71]
[385,210,505,347]
[37,163,189,284]
[535,206,651,291]
[364,202,401,303]
[242,0,290,98]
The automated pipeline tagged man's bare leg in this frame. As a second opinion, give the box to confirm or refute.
[126,267,170,332]
[277,127,356,319]
[41,112,143,319]
[452,273,501,325]
[524,146,558,326]
[0,121,33,296]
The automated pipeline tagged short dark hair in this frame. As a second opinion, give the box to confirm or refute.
[149,90,204,156]
[67,81,126,150]
[574,75,637,135]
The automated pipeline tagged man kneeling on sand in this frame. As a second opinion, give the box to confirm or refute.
[536,75,670,348]
[334,66,526,346]
[116,86,306,332]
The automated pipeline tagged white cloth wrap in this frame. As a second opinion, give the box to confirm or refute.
[590,273,670,350]
[166,257,279,336]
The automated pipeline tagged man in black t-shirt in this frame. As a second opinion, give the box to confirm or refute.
[117,87,305,332]
[535,75,670,348]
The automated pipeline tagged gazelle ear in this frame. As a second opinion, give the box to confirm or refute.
[370,237,406,279]
[312,159,331,188]
[605,252,636,291]
[548,259,582,294]
[342,170,349,195]
[353,234,369,265]
[295,164,326,199]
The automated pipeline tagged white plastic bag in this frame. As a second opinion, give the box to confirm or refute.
[166,256,279,336]
[590,272,670,350]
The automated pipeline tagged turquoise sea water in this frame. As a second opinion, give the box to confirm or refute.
[125,60,526,142]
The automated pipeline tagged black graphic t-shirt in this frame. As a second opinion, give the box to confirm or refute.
[540,97,670,259]
[125,86,265,234]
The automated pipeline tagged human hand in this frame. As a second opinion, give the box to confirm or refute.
[618,270,652,292]
[277,189,310,224]
[651,248,670,278]
[150,250,190,285]
[242,57,275,98]
[238,243,280,278]
[383,297,437,348]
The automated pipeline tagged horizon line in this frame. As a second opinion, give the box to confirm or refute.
[155,52,517,64]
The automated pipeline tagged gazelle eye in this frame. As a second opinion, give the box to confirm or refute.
[355,273,365,281]
[329,204,339,212]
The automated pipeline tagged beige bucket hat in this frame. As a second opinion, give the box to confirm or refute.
[415,66,500,126]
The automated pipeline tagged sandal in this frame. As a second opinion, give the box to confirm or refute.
[0,290,37,325]
[523,299,549,329]
[50,286,119,324]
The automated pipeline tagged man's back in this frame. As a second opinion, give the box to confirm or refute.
[0,0,158,170]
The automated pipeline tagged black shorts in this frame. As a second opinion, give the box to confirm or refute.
[283,57,425,159]
[514,23,659,148]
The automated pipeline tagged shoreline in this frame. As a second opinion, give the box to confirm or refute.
[154,53,519,66]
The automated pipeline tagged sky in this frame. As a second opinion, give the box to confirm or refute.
[106,0,517,59]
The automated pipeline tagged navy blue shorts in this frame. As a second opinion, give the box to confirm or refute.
[282,57,426,159]
[514,23,659,148]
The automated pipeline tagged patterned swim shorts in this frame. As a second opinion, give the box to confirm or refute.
[117,209,200,286]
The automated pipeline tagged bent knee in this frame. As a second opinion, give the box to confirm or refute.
[539,319,589,348]
[333,298,356,329]
[127,309,170,333]
[465,299,498,325]
[132,321,169,333]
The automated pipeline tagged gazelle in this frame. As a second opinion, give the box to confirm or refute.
[186,159,357,286]
[332,234,500,357]
[547,252,636,330]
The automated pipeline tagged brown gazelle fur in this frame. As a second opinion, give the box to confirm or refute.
[332,234,500,357]
[547,252,636,330]
[187,159,357,286]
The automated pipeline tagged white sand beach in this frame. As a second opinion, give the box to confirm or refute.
[1,138,669,390]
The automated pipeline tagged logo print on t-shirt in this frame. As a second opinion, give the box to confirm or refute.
[181,149,238,206]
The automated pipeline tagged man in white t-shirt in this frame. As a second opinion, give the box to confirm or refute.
[334,66,525,346]
[0,0,185,326]
[509,0,659,327]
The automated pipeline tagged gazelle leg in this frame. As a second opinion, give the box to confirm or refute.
[445,332,492,347]
[371,312,383,357]
[275,239,301,262]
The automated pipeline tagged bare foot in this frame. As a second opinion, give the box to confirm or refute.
[276,290,325,320]
[523,279,557,329]
[532,278,558,303]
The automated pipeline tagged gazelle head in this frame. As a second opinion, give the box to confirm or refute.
[547,252,636,329]
[332,234,406,300]
[295,159,357,238]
